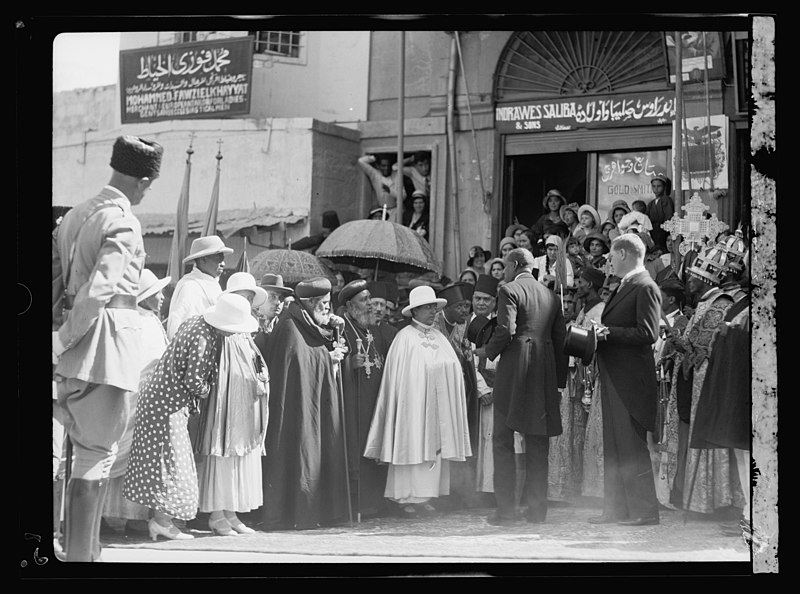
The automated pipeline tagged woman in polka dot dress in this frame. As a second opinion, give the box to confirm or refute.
[123,294,258,541]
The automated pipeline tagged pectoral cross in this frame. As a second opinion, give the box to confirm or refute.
[362,356,374,377]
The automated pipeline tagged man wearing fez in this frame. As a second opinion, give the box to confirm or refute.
[52,135,164,561]
[339,280,396,519]
[292,210,340,254]
[468,274,500,501]
[475,248,568,526]
[364,286,472,518]
[261,277,351,530]
[433,282,482,509]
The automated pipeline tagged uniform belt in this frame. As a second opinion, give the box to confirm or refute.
[64,294,138,310]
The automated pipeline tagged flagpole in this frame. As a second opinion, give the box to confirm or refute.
[396,30,405,226]
[202,139,223,237]
[167,134,195,284]
[673,32,684,213]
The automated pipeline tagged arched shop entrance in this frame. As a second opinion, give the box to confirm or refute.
[493,30,677,242]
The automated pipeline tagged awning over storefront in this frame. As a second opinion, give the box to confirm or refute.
[137,206,309,238]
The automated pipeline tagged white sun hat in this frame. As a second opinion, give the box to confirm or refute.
[183,235,234,264]
[224,272,268,308]
[401,285,448,317]
[137,268,171,304]
[203,293,259,334]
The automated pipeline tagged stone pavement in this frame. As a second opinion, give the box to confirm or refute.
[56,497,754,576]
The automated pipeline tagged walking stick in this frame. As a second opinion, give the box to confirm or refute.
[334,328,354,526]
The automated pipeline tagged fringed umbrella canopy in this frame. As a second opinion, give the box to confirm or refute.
[249,248,337,288]
[316,219,442,277]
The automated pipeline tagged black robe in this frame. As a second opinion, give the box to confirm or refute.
[261,302,350,529]
[341,318,397,517]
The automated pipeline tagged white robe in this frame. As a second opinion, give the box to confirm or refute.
[364,319,472,500]
[167,267,222,339]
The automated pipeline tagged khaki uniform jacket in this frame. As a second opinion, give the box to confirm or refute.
[52,186,145,392]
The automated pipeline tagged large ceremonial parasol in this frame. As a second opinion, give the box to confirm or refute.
[315,219,442,280]
[249,248,337,288]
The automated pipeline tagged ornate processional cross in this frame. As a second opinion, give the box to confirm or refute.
[661,192,729,255]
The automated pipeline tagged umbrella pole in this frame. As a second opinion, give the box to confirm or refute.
[374,260,380,282]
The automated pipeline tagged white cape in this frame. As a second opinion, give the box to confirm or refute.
[364,320,472,465]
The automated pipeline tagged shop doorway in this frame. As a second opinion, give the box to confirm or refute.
[504,152,587,232]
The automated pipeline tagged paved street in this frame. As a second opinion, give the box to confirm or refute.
[67,498,752,575]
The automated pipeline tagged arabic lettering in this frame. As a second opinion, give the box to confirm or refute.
[136,47,233,81]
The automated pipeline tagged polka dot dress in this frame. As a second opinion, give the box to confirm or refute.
[123,316,220,520]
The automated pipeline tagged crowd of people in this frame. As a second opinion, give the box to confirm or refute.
[51,137,752,563]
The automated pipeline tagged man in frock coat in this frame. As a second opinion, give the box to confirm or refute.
[476,248,568,525]
[590,233,662,526]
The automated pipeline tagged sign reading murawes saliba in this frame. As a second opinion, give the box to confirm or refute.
[120,37,254,124]
[495,91,675,134]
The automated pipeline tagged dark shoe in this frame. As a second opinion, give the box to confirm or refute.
[588,514,622,524]
[617,516,659,526]
[486,512,523,527]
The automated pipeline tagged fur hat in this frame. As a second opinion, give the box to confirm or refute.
[110,135,164,179]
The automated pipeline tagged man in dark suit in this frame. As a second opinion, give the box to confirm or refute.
[591,233,662,526]
[476,248,568,525]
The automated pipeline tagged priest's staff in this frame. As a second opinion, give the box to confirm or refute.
[334,325,354,525]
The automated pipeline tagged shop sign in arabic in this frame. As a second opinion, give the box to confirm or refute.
[596,150,669,221]
[495,91,675,134]
[120,37,254,124]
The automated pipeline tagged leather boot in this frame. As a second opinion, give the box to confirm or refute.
[64,478,102,562]
[91,480,110,561]
[53,479,65,559]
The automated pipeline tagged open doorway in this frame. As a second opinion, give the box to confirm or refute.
[504,152,587,231]
[367,149,432,245]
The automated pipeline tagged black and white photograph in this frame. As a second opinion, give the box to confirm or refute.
[17,12,778,580]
